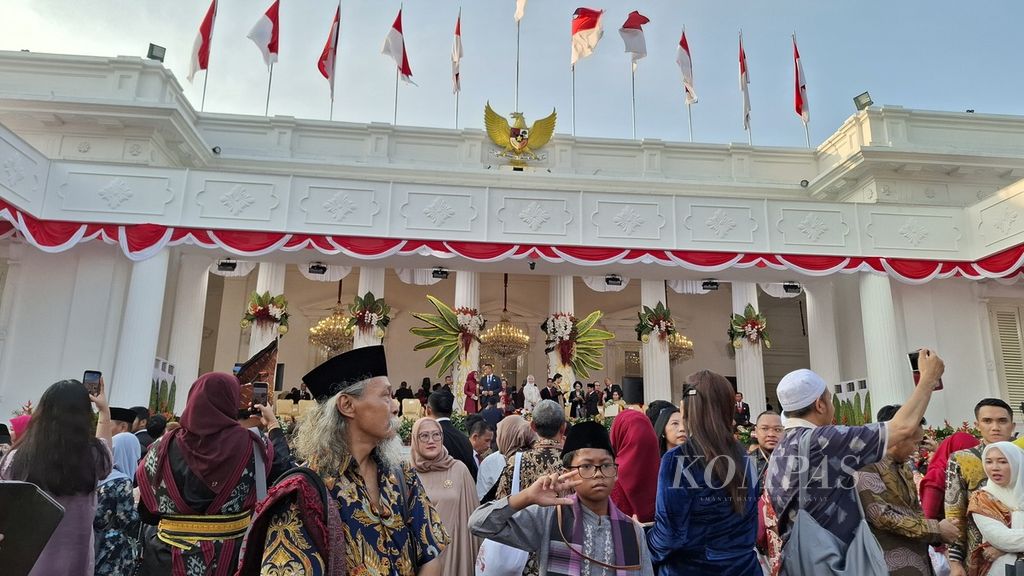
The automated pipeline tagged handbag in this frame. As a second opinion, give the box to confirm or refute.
[779,430,888,576]
[476,452,530,576]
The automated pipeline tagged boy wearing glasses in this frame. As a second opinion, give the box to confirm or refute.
[469,421,654,575]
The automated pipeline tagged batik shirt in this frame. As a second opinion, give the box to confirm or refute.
[944,443,986,565]
[495,438,564,576]
[93,477,142,575]
[766,418,887,547]
[261,452,449,576]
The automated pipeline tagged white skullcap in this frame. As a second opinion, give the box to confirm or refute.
[777,369,827,412]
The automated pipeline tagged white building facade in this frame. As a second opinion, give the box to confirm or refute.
[1,51,1023,426]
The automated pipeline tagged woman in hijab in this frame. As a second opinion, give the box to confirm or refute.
[654,406,687,455]
[522,376,541,414]
[968,441,1024,575]
[463,370,480,414]
[610,408,661,523]
[94,432,142,575]
[0,380,112,576]
[920,431,980,519]
[9,414,30,441]
[136,372,292,576]
[411,417,480,576]
[476,414,535,501]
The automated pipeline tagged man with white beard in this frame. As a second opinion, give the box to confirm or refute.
[238,345,449,575]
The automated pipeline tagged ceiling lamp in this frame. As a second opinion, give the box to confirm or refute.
[668,331,694,363]
[308,279,354,357]
[480,273,531,359]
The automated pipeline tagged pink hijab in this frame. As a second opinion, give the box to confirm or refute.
[10,415,30,439]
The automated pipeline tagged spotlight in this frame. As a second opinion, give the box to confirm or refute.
[216,259,237,272]
[308,262,328,275]
[528,261,536,271]
[966,109,975,114]
[211,146,222,155]
[604,274,623,287]
[701,279,719,291]
[146,43,166,62]
[431,267,449,280]
[853,91,873,111]
[800,179,809,188]
[782,281,802,295]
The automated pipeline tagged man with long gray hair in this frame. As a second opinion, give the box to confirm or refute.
[238,345,449,575]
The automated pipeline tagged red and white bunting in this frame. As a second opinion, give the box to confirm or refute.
[317,5,341,99]
[382,9,414,84]
[676,29,697,105]
[187,0,217,82]
[247,0,280,68]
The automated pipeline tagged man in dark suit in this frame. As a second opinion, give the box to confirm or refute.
[478,363,502,407]
[584,381,602,417]
[426,390,478,480]
[734,391,751,426]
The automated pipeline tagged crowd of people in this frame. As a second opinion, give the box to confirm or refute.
[5,345,1024,575]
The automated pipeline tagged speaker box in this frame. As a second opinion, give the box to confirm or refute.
[622,377,644,405]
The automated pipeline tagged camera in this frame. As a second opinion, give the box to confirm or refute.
[529,261,536,270]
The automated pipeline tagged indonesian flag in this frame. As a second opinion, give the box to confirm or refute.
[515,0,527,22]
[452,10,463,93]
[793,35,809,123]
[618,11,649,71]
[247,0,280,68]
[570,7,604,67]
[318,4,341,99]
[676,29,697,104]
[382,9,414,84]
[739,32,751,131]
[188,0,217,82]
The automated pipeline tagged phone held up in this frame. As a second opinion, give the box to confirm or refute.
[250,381,269,415]
[908,351,943,391]
[82,370,102,396]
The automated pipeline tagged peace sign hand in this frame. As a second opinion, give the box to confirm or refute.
[522,470,581,508]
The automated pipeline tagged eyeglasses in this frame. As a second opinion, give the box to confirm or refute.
[416,432,442,442]
[756,426,785,434]
[570,463,618,479]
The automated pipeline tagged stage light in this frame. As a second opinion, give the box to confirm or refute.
[308,262,328,275]
[701,279,719,291]
[431,268,449,280]
[216,259,237,272]
[853,91,873,111]
[605,274,623,286]
[782,282,802,294]
[147,44,166,62]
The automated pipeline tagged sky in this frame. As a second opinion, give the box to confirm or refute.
[2,1,1020,148]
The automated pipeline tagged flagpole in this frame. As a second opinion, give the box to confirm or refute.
[264,63,274,116]
[515,21,521,111]
[747,127,752,146]
[803,121,811,148]
[455,92,460,129]
[686,102,693,143]
[393,68,400,126]
[329,94,334,121]
[630,64,636,140]
[571,66,576,136]
[201,72,209,112]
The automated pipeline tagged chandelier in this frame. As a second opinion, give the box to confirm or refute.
[308,279,354,357]
[480,273,531,358]
[668,331,694,363]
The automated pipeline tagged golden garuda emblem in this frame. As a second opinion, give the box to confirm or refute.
[484,102,557,166]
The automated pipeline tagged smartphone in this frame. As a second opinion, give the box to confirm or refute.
[908,351,943,390]
[251,381,269,414]
[82,370,102,396]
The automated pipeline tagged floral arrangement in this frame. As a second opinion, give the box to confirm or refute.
[349,291,391,336]
[241,291,289,335]
[12,400,33,417]
[728,304,770,349]
[925,420,982,443]
[411,296,485,376]
[540,311,614,379]
[634,301,676,343]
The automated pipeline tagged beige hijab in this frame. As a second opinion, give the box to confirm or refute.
[496,415,535,457]
[411,418,456,473]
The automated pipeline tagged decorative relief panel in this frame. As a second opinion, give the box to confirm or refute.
[865,211,961,252]
[0,144,44,207]
[497,197,573,236]
[776,208,850,247]
[591,201,665,240]
[684,204,758,244]
[976,194,1024,248]
[400,191,477,232]
[57,171,174,216]
[196,179,279,221]
[299,186,380,227]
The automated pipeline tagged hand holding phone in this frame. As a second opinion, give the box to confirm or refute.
[909,349,944,390]
[83,370,102,396]
[250,382,269,415]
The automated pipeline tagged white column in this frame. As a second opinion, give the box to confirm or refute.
[804,280,842,388]
[111,250,170,407]
[248,262,287,357]
[354,267,385,349]
[549,276,575,390]
[641,279,672,404]
[732,282,766,417]
[453,271,480,413]
[859,273,911,410]
[167,253,212,412]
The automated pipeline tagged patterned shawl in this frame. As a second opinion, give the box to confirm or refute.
[547,495,641,576]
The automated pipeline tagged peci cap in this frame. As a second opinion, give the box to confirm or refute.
[301,345,388,402]
[110,407,138,425]
[562,420,615,458]
[777,369,827,412]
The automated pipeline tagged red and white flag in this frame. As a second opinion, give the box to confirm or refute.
[188,0,217,82]
[793,35,809,124]
[618,11,649,71]
[247,0,280,68]
[570,7,604,67]
[318,4,341,99]
[676,29,697,104]
[382,9,414,84]
[739,32,751,131]
[515,0,527,22]
[452,10,463,93]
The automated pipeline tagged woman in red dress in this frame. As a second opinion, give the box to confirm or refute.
[463,370,479,414]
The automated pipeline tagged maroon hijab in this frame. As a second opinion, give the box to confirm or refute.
[609,408,660,523]
[175,372,255,494]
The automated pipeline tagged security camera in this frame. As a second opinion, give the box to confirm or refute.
[211,146,221,155]
[800,179,809,188]
[528,261,536,271]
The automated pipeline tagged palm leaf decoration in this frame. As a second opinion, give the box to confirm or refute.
[410,296,466,377]
[569,311,615,379]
